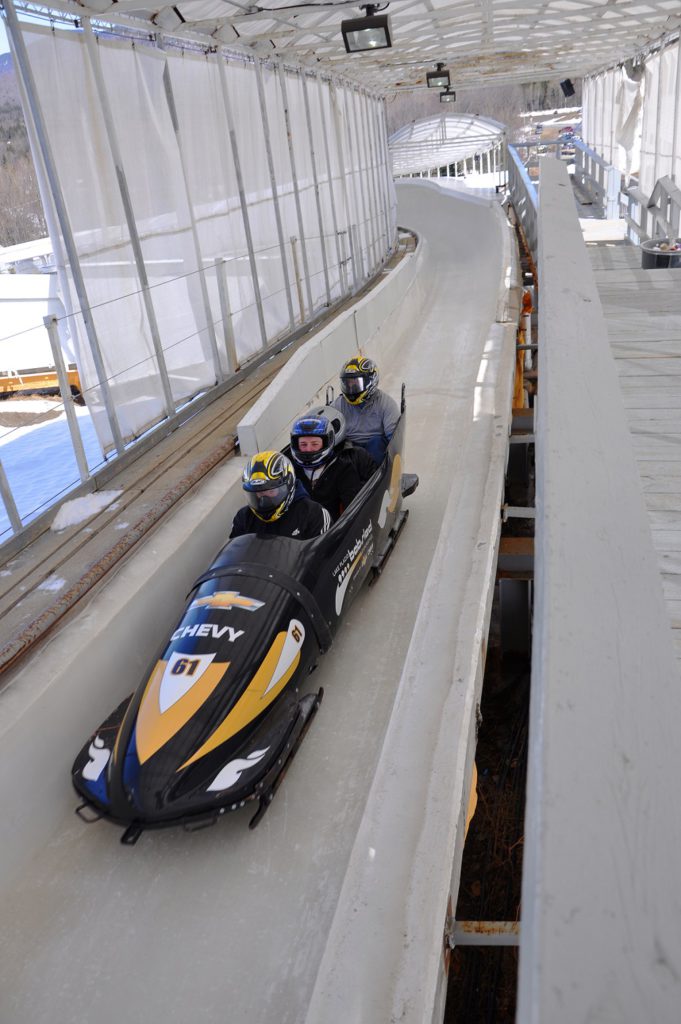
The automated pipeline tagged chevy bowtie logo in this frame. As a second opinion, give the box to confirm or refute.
[189,591,265,613]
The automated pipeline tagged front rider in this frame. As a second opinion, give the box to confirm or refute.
[290,415,364,521]
[230,450,331,539]
[332,356,399,463]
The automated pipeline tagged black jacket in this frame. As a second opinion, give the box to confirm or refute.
[294,452,364,520]
[230,483,331,540]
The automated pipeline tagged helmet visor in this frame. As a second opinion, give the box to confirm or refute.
[342,375,368,397]
[246,482,290,516]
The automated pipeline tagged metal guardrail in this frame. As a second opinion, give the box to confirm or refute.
[573,138,621,218]
[507,144,539,259]
[621,175,681,244]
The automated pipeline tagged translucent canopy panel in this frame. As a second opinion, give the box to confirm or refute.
[389,114,505,174]
[48,0,681,92]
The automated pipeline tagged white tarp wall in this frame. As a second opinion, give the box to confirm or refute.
[583,35,681,196]
[15,21,396,453]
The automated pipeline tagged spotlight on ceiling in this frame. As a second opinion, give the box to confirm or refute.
[440,88,456,103]
[559,78,575,98]
[341,5,392,53]
[427,63,450,90]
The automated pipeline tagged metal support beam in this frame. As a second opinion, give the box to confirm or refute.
[347,87,370,278]
[450,921,520,947]
[361,89,383,263]
[317,79,344,301]
[278,65,314,318]
[300,71,331,306]
[44,314,90,484]
[330,81,359,291]
[373,97,392,251]
[83,20,176,418]
[3,0,124,455]
[162,59,224,382]
[214,258,239,374]
[0,460,22,536]
[217,56,268,351]
[253,56,295,332]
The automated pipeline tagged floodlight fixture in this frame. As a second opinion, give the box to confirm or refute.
[341,5,392,54]
[559,78,575,97]
[427,63,450,90]
[439,88,456,103]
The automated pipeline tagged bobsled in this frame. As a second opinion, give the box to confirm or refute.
[72,389,417,843]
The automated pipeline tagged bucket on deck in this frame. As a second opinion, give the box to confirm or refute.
[640,237,681,269]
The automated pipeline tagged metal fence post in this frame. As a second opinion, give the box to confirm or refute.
[44,314,90,484]
[217,56,269,351]
[300,71,331,306]
[0,461,22,536]
[253,56,295,332]
[317,79,344,301]
[278,65,314,319]
[162,59,224,382]
[83,20,176,419]
[3,0,124,454]
[214,259,239,374]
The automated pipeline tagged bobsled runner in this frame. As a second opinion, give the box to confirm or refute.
[72,388,418,843]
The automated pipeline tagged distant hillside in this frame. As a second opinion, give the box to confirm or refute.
[0,52,20,108]
[0,51,47,246]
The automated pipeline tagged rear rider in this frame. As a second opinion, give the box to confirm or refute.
[230,450,330,539]
[332,356,399,463]
[289,415,364,521]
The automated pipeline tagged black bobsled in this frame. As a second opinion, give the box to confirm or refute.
[72,389,417,842]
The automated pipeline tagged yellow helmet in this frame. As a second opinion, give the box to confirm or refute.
[339,356,379,406]
[242,451,296,522]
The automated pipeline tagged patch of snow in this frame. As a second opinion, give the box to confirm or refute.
[51,490,123,531]
[114,521,129,530]
[0,569,11,576]
[38,575,66,592]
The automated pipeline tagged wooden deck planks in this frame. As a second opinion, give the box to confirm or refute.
[590,241,681,668]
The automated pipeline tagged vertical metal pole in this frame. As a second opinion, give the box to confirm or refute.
[83,21,175,418]
[370,95,391,251]
[652,53,665,191]
[0,460,22,536]
[300,71,331,306]
[217,56,268,350]
[346,87,369,278]
[44,314,90,483]
[672,38,681,184]
[338,229,349,295]
[290,237,305,323]
[215,258,239,374]
[253,56,295,332]
[3,0,124,454]
[361,89,383,264]
[162,60,224,381]
[330,80,359,290]
[379,100,397,249]
[317,78,344,301]
[278,65,314,319]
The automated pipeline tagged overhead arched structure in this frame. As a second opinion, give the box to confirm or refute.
[389,114,505,176]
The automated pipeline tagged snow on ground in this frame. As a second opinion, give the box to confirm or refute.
[0,405,104,543]
[37,575,67,592]
[50,490,122,532]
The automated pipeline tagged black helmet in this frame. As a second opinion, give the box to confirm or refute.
[290,416,335,468]
[339,356,379,406]
[242,450,296,522]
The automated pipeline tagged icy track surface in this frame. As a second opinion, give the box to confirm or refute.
[0,183,506,1024]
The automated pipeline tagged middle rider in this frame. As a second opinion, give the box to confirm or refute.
[290,415,364,521]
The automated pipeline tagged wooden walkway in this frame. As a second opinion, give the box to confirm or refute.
[589,242,681,665]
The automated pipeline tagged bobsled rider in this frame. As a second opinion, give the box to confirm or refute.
[230,450,331,539]
[332,356,399,463]
[290,415,364,521]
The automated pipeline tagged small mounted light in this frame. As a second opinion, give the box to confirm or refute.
[559,78,575,98]
[427,63,450,90]
[341,4,392,53]
[440,88,456,103]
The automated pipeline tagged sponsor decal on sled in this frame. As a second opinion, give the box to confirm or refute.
[82,735,111,782]
[171,623,244,642]
[189,591,265,613]
[180,619,306,769]
[207,747,270,792]
[135,656,230,765]
[333,523,374,615]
